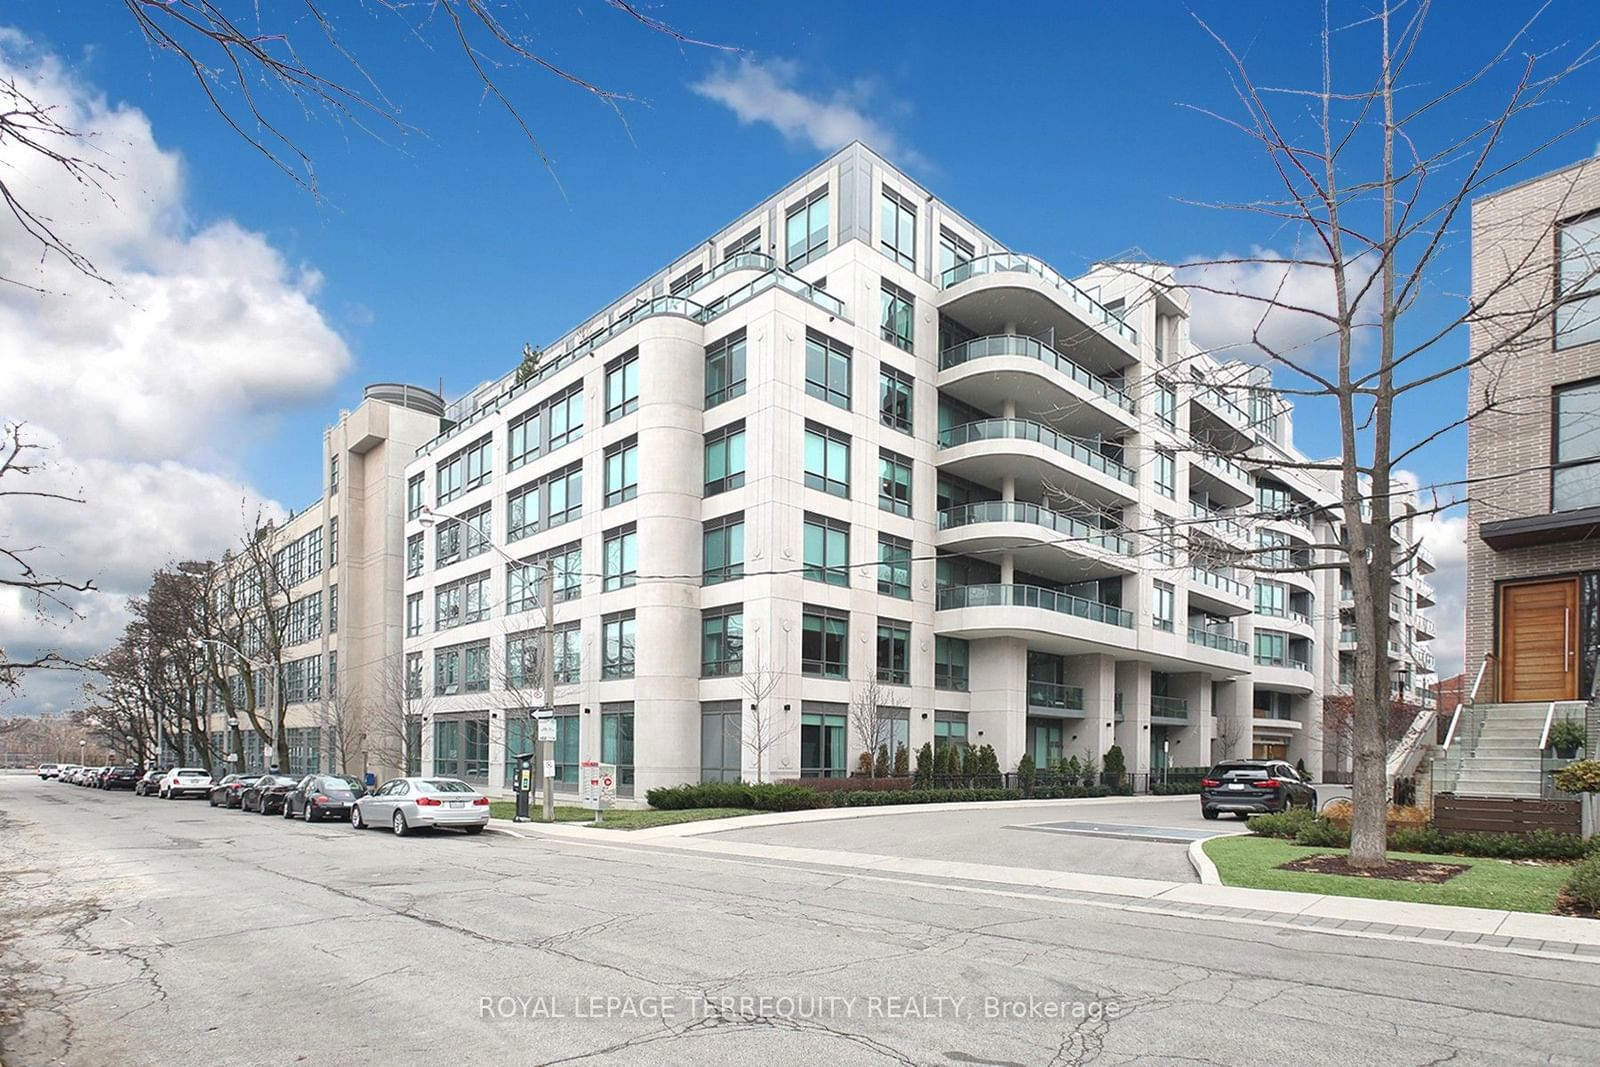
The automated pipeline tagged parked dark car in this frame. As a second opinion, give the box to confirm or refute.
[92,766,115,788]
[208,774,260,809]
[1200,759,1317,819]
[240,774,300,815]
[134,770,165,796]
[283,774,367,822]
[101,766,140,790]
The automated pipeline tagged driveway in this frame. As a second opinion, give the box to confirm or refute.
[704,795,1239,883]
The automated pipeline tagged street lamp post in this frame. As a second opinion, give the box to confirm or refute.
[418,505,556,821]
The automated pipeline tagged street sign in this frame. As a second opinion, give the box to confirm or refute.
[542,759,556,780]
[537,719,556,742]
[532,709,554,720]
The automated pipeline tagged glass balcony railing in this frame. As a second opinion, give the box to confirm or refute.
[938,253,1139,345]
[938,501,1134,556]
[1193,385,1249,426]
[1255,651,1311,672]
[1188,627,1248,656]
[937,583,1134,628]
[1340,626,1358,644]
[672,251,772,299]
[938,420,1135,485]
[1151,695,1189,720]
[1190,566,1249,601]
[940,335,1134,412]
[1027,680,1085,711]
[1195,451,1251,486]
[1189,501,1251,542]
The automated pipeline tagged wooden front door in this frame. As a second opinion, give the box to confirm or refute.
[1499,579,1579,701]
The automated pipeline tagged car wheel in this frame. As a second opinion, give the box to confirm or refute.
[261,801,275,816]
[304,804,317,823]
[282,801,293,819]
[1201,808,1219,821]
[392,811,409,837]
[351,807,364,829]
[208,794,217,807]
[463,825,484,836]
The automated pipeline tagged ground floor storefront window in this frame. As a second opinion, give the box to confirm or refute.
[800,703,847,778]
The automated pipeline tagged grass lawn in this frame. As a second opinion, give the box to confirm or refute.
[1204,835,1572,913]
[487,801,758,830]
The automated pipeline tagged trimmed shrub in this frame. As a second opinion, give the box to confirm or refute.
[1151,780,1206,795]
[1103,745,1126,779]
[893,743,910,778]
[1564,854,1600,911]
[1321,799,1430,831]
[1548,718,1586,755]
[1247,808,1319,839]
[1294,818,1352,848]
[645,782,831,812]
[1388,827,1590,861]
[1554,759,1600,794]
[914,743,934,787]
[776,776,913,794]
[1016,754,1036,794]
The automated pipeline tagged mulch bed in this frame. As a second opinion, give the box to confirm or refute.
[1277,854,1469,884]
[1553,891,1600,920]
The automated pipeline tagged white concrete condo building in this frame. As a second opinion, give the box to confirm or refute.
[403,143,1436,798]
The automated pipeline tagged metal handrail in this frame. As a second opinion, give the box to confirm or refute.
[1445,652,1497,751]
[1539,700,1558,751]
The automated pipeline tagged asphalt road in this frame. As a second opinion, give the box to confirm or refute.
[3,775,1599,1066]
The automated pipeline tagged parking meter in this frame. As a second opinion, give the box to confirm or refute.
[512,751,535,822]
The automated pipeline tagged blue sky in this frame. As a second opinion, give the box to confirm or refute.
[4,1,1597,694]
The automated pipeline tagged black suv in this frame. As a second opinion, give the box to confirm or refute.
[101,766,141,790]
[1200,759,1317,820]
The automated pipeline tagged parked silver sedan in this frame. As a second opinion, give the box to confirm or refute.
[350,777,490,836]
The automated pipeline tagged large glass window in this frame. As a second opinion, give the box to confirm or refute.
[785,188,829,269]
[406,532,425,578]
[934,711,969,750]
[547,463,583,527]
[604,437,639,507]
[801,607,848,678]
[508,481,540,541]
[436,521,462,568]
[805,330,852,409]
[880,187,917,270]
[703,514,744,585]
[504,715,535,788]
[508,408,541,470]
[548,386,584,451]
[405,593,423,638]
[1153,581,1175,632]
[463,571,490,624]
[880,281,915,352]
[434,582,462,630]
[803,514,850,587]
[462,502,492,560]
[407,473,425,520]
[704,421,746,495]
[602,612,636,679]
[601,707,635,795]
[1155,383,1177,429]
[878,448,912,517]
[700,701,743,783]
[701,606,744,677]
[1557,212,1600,350]
[934,636,969,691]
[432,719,459,776]
[880,365,913,434]
[436,452,463,505]
[1255,580,1288,617]
[603,524,638,591]
[433,645,461,696]
[463,640,490,693]
[803,423,851,498]
[1254,630,1288,667]
[463,436,492,492]
[605,349,640,422]
[705,329,747,408]
[1153,515,1176,566]
[1155,449,1176,499]
[1553,379,1600,510]
[553,712,580,787]
[878,534,911,600]
[938,227,973,276]
[800,705,847,778]
[876,619,911,685]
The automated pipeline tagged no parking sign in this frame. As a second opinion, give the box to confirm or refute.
[580,760,616,810]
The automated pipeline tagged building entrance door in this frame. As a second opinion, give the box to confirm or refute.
[1499,579,1579,702]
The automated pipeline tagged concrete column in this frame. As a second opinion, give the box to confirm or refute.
[1115,660,1153,773]
[999,552,1015,585]
[968,637,1027,771]
[1001,475,1017,502]
[1170,672,1209,772]
[1003,398,1017,420]
[1290,693,1324,778]
[1073,653,1118,764]
[1212,679,1253,763]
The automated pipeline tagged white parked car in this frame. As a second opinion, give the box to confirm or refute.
[350,777,490,836]
[37,763,59,779]
[159,767,213,799]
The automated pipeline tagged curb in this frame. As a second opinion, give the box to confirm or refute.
[1188,838,1222,884]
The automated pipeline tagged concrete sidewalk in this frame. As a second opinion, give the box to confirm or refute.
[490,799,1600,958]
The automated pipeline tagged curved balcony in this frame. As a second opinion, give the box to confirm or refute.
[1188,501,1252,550]
[938,419,1137,507]
[937,501,1135,583]
[937,583,1134,653]
[1189,566,1252,616]
[939,335,1135,435]
[1253,650,1316,695]
[1187,626,1249,659]
[1189,451,1254,507]
[1189,385,1254,454]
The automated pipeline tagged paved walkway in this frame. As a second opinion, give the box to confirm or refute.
[497,796,1600,960]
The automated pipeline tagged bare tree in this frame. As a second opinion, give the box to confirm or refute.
[849,676,904,778]
[369,650,430,779]
[0,423,95,699]
[1113,4,1597,867]
[738,651,785,784]
[3,4,730,289]
[316,675,364,776]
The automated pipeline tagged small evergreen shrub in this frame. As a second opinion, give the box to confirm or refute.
[914,743,934,787]
[1555,759,1600,794]
[1247,808,1318,838]
[1103,745,1126,779]
[1564,854,1600,911]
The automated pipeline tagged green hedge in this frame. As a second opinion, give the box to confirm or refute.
[1246,811,1596,860]
[1151,781,1206,796]
[1565,853,1600,910]
[645,781,1110,812]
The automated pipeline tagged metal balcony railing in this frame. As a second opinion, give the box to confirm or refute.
[1188,627,1248,656]
[937,583,1134,628]
[1190,566,1249,601]
[1189,500,1251,542]
[940,335,1133,411]
[938,501,1133,556]
[938,253,1139,345]
[1151,695,1189,720]
[938,420,1135,485]
[1027,680,1085,711]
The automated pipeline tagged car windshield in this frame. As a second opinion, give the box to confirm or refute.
[113,767,136,773]
[318,776,362,792]
[419,779,476,794]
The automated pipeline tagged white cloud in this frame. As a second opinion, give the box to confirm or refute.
[0,31,347,715]
[1179,245,1377,367]
[691,57,927,170]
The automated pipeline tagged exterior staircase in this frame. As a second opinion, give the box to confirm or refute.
[1430,701,1586,798]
